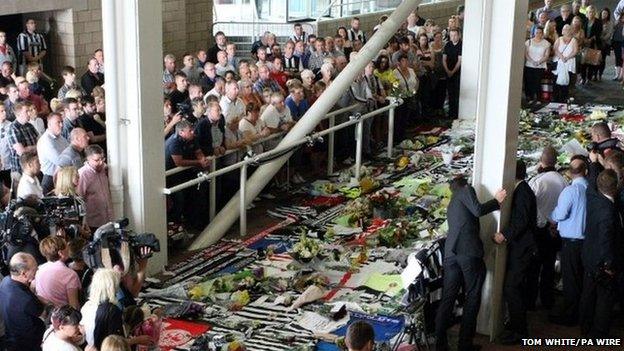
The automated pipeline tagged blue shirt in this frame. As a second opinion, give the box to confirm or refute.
[285,96,309,121]
[551,177,588,239]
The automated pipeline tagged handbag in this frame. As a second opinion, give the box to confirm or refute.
[582,48,603,65]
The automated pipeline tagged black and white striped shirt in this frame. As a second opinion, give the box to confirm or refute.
[282,55,302,72]
[17,30,47,65]
[348,28,366,44]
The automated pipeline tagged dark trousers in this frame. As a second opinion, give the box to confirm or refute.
[580,270,618,338]
[613,41,623,67]
[431,78,447,111]
[446,74,460,119]
[435,255,486,351]
[558,238,584,322]
[525,226,558,309]
[554,73,574,103]
[504,251,535,335]
[41,174,54,196]
[523,67,544,101]
[598,44,611,76]
[580,64,598,81]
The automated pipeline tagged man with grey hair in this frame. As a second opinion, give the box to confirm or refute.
[163,53,176,93]
[0,252,45,351]
[220,80,245,126]
[57,127,89,169]
[555,5,573,35]
[536,0,558,22]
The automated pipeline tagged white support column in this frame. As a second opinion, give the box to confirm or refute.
[469,0,528,339]
[102,0,167,272]
[457,0,484,120]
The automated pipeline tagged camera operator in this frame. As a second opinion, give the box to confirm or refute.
[589,122,622,159]
[115,246,152,308]
[16,151,43,201]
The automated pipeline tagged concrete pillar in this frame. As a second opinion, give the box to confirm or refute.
[469,0,528,339]
[457,0,482,120]
[102,0,167,272]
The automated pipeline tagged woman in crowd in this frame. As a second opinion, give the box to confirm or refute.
[101,335,130,351]
[54,166,89,238]
[163,98,181,138]
[580,5,603,83]
[612,13,624,81]
[415,33,434,116]
[80,268,151,350]
[553,24,579,102]
[300,69,315,99]
[27,101,45,135]
[430,31,446,116]
[393,54,419,140]
[42,305,88,351]
[571,16,586,87]
[544,20,559,45]
[35,236,82,309]
[598,8,613,80]
[373,54,397,92]
[525,26,551,104]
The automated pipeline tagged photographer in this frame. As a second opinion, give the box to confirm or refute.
[53,166,89,240]
[589,122,622,159]
[115,246,151,308]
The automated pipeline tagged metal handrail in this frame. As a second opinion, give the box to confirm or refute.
[165,103,359,177]
[162,99,400,195]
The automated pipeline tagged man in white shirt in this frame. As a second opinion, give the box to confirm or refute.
[37,113,69,194]
[260,93,294,150]
[527,146,567,310]
[220,81,245,126]
[203,76,225,103]
[16,150,42,201]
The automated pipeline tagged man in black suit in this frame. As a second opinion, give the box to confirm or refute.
[435,176,507,351]
[580,169,623,338]
[493,160,537,344]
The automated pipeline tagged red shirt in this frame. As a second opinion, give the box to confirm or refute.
[270,71,289,91]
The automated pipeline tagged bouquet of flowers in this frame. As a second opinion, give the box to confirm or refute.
[291,234,322,263]
[389,81,416,100]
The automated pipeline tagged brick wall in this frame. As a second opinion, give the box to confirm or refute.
[0,0,213,79]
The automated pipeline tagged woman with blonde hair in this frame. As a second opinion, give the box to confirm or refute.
[54,166,90,239]
[553,24,579,101]
[101,335,130,351]
[81,269,151,350]
[544,20,559,45]
[54,166,79,197]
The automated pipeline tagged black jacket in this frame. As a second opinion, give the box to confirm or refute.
[445,185,500,259]
[585,19,603,48]
[80,71,105,95]
[582,185,623,274]
[207,43,222,64]
[502,180,538,258]
[194,115,225,156]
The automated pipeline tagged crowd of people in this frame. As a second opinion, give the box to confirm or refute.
[163,6,468,230]
[437,123,624,350]
[0,17,149,351]
[525,0,624,103]
[0,6,472,351]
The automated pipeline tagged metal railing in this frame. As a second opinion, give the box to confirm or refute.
[163,98,402,236]
[212,21,316,44]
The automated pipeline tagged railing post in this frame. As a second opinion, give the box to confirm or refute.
[239,163,247,236]
[354,116,363,180]
[209,161,217,221]
[387,101,395,158]
[327,115,335,176]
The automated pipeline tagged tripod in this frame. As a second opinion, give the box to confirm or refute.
[391,299,429,351]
